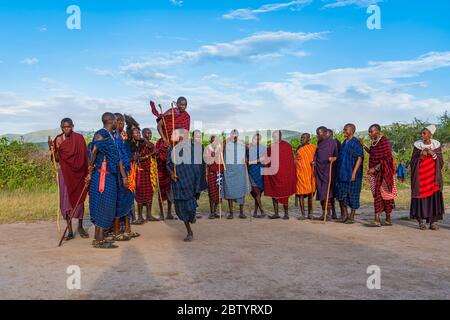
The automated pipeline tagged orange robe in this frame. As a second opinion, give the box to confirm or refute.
[295,144,316,195]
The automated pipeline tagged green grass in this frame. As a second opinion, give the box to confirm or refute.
[1,186,448,224]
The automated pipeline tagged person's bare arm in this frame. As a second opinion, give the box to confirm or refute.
[85,134,103,185]
[352,157,363,181]
[119,160,128,188]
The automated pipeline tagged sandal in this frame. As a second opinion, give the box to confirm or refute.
[269,214,281,220]
[65,233,74,241]
[183,233,193,242]
[125,231,141,238]
[419,223,427,230]
[78,229,89,238]
[112,233,131,241]
[429,223,439,231]
[92,240,118,249]
[368,221,382,227]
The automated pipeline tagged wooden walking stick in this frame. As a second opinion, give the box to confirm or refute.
[218,146,222,220]
[58,184,89,246]
[154,156,165,218]
[49,136,62,235]
[171,101,177,178]
[324,159,335,224]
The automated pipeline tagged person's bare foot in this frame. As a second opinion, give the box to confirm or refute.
[227,213,233,219]
[166,214,175,220]
[269,214,280,220]
[282,214,289,220]
[239,213,247,219]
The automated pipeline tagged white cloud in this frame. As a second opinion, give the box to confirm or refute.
[256,51,450,130]
[322,0,383,9]
[36,25,47,32]
[20,57,39,65]
[169,0,183,6]
[119,31,326,80]
[85,66,116,77]
[223,0,312,20]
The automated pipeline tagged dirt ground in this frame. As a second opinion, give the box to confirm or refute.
[1,208,449,300]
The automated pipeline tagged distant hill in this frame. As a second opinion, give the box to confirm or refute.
[1,128,160,145]
[1,129,93,144]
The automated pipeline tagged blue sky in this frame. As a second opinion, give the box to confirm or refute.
[0,0,449,135]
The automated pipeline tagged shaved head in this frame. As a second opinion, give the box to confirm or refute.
[344,123,356,134]
[102,112,115,125]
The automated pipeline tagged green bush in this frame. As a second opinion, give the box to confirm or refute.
[0,138,55,191]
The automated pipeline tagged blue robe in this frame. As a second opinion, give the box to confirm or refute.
[114,131,134,219]
[336,137,364,209]
[223,140,250,205]
[247,143,265,192]
[168,141,201,223]
[89,128,120,229]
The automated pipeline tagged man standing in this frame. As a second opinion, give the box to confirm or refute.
[223,129,250,219]
[247,133,266,218]
[87,113,127,249]
[336,124,364,224]
[167,128,201,241]
[361,124,396,227]
[204,135,224,219]
[327,129,340,219]
[314,126,339,220]
[192,130,208,215]
[295,133,316,220]
[264,130,296,220]
[112,113,138,241]
[48,118,89,240]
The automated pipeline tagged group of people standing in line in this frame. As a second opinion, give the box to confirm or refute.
[49,97,446,249]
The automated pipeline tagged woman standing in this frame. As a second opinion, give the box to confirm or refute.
[410,125,445,230]
[361,124,396,227]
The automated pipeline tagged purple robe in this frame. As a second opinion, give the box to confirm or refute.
[314,137,339,201]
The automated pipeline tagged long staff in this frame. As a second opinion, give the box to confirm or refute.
[324,159,335,224]
[49,137,62,235]
[58,184,88,246]
[171,101,177,178]
[154,156,165,218]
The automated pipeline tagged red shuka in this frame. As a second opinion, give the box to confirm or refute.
[54,132,89,208]
[264,140,296,202]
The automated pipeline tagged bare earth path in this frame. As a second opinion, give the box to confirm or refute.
[1,209,449,300]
